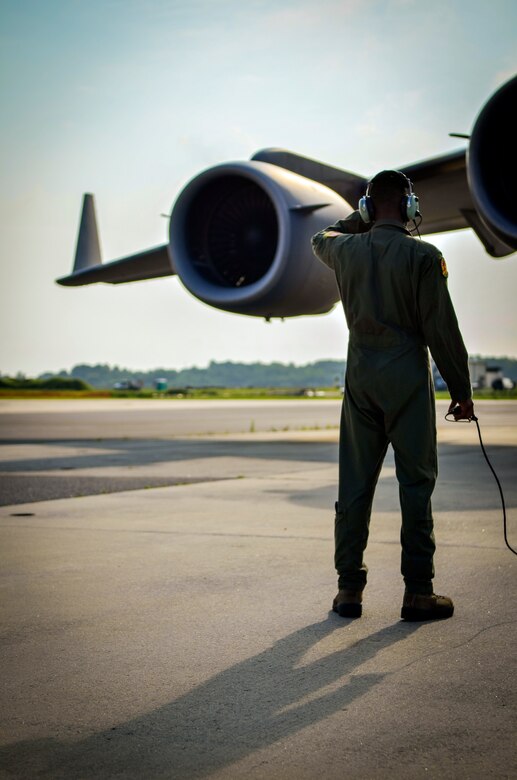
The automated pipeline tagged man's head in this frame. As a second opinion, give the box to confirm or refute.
[358,170,419,224]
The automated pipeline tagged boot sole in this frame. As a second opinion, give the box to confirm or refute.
[333,603,362,618]
[401,605,454,621]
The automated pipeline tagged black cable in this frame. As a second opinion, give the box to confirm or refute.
[410,214,422,239]
[445,412,517,556]
[472,415,517,556]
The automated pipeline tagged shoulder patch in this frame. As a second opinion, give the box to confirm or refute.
[322,230,340,239]
[440,256,448,278]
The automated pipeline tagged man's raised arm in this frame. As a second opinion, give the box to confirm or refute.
[312,210,369,269]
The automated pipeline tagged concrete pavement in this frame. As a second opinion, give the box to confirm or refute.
[0,400,516,778]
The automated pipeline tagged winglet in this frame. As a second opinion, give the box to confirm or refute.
[57,195,174,286]
[73,193,102,272]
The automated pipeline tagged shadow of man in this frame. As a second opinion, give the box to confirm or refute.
[1,617,421,778]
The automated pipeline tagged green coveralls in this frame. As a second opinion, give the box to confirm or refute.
[312,212,471,594]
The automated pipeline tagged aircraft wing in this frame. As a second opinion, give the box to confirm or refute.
[254,147,514,258]
[57,244,173,286]
[401,150,513,257]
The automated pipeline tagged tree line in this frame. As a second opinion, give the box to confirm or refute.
[3,355,516,390]
[39,360,347,388]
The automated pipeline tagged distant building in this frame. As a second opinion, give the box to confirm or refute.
[468,359,486,389]
[467,359,514,390]
[485,366,503,387]
[431,358,514,392]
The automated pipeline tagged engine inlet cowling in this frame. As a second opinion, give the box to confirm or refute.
[169,160,351,318]
[468,75,517,251]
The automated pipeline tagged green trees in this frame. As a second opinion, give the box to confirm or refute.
[36,360,347,389]
[0,376,91,391]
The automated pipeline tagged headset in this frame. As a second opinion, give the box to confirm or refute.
[358,170,420,224]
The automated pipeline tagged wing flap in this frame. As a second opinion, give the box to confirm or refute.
[400,149,471,235]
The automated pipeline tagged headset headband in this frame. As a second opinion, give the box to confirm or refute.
[366,170,413,197]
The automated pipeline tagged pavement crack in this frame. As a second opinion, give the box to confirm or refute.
[0,524,330,541]
[394,619,517,674]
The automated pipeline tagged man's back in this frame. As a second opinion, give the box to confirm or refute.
[332,223,438,350]
[312,216,471,402]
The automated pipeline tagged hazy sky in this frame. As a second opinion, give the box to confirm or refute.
[1,0,516,375]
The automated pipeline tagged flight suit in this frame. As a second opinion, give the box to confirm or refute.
[312,212,471,594]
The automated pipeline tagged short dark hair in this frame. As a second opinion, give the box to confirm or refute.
[368,170,410,206]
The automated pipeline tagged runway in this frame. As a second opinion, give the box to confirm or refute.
[0,399,516,778]
[0,397,344,440]
[1,398,515,507]
[0,398,345,506]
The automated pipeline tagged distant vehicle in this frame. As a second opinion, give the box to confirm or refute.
[113,380,143,391]
[492,377,515,390]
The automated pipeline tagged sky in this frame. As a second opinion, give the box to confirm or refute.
[1,0,516,376]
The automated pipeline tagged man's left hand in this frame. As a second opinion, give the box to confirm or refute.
[448,398,475,420]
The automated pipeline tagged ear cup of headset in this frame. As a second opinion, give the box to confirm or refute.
[361,171,421,223]
[404,193,420,221]
[358,195,374,223]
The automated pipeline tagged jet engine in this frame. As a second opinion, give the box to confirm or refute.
[169,161,351,317]
[467,75,517,251]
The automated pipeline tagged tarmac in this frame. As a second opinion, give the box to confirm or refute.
[0,399,516,779]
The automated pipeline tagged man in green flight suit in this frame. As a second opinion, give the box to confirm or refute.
[311,170,474,621]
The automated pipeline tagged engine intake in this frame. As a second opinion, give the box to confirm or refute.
[169,161,350,318]
[468,75,517,251]
[186,176,278,288]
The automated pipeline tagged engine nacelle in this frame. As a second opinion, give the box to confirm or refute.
[468,75,517,251]
[169,161,351,317]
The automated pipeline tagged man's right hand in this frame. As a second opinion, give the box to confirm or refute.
[448,398,475,420]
